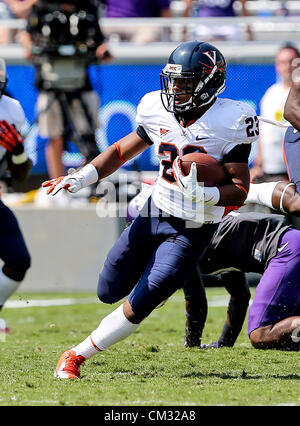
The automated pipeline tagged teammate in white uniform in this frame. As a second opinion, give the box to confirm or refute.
[43,41,259,379]
[0,58,31,331]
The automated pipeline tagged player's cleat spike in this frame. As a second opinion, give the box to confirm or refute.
[54,350,85,379]
[184,319,202,348]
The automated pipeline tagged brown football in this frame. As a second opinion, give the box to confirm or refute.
[177,153,226,187]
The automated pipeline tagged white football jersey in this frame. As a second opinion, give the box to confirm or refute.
[136,90,258,224]
[0,94,25,162]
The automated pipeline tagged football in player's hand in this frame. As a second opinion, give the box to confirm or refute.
[178,153,226,187]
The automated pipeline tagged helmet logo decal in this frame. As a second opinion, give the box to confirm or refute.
[202,51,217,65]
[163,64,182,74]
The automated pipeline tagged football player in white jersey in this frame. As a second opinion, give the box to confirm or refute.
[42,41,259,379]
[0,58,31,331]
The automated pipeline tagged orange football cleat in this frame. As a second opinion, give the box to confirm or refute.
[54,350,85,379]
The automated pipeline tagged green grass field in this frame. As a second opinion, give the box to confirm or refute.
[0,288,299,407]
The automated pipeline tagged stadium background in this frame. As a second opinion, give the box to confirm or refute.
[1,3,300,292]
[6,62,276,174]
[5,59,287,293]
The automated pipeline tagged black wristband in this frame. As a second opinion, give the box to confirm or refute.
[12,143,24,156]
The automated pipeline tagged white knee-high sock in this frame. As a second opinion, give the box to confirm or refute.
[0,269,21,307]
[246,182,278,209]
[72,304,139,359]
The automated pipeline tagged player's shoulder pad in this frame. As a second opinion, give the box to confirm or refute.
[216,98,258,144]
[136,90,163,123]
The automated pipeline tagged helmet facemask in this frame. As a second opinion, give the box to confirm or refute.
[160,63,225,114]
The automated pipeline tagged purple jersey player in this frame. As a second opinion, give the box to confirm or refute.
[198,212,300,351]
[126,186,300,350]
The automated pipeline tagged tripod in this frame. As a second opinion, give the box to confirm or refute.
[37,88,101,197]
[45,89,100,163]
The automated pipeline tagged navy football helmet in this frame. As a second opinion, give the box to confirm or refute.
[0,58,7,99]
[160,41,226,114]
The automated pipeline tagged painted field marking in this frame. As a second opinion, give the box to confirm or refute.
[5,295,252,309]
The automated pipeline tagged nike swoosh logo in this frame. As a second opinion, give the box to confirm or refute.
[278,242,289,252]
[196,136,208,141]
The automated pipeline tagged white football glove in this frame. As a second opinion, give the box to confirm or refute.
[128,182,153,213]
[172,157,204,202]
[42,164,99,196]
[172,157,220,205]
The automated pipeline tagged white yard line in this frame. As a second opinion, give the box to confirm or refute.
[5,297,98,309]
[4,295,239,309]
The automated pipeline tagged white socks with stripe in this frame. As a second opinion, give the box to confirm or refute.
[72,304,139,359]
[246,182,278,209]
[0,269,21,307]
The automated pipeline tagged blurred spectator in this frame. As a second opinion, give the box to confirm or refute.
[251,43,300,183]
[0,0,15,45]
[276,1,289,17]
[6,0,37,18]
[184,0,253,41]
[0,0,37,44]
[100,0,171,43]
[21,0,112,204]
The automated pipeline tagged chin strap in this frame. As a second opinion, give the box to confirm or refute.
[258,116,290,128]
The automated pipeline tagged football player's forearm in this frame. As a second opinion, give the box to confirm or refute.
[91,132,149,180]
[42,133,149,195]
[218,162,249,206]
[217,183,248,206]
[272,181,300,217]
[90,144,125,180]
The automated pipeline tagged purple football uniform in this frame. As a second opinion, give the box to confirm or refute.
[248,227,300,334]
[199,212,300,335]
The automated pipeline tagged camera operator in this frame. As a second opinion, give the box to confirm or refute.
[21,0,112,198]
